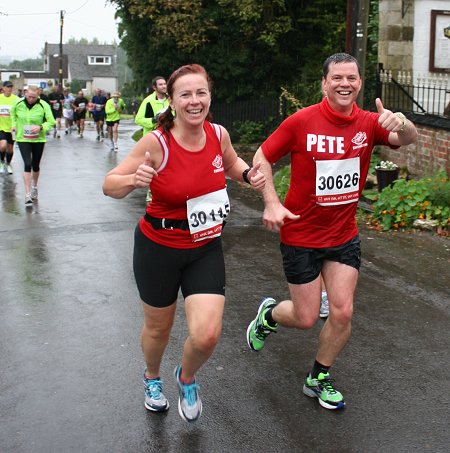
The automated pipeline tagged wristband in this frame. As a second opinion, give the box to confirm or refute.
[242,168,251,184]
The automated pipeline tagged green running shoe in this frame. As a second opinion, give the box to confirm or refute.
[246,297,278,351]
[303,372,345,410]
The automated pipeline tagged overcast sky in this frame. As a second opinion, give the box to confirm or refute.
[0,0,120,60]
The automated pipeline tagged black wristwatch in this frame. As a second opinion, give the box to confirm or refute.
[242,168,251,184]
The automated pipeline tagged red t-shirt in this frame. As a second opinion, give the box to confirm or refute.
[262,97,393,248]
[139,121,227,249]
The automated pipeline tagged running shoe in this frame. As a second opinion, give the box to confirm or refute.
[174,365,202,422]
[143,372,169,412]
[96,135,100,141]
[246,297,278,351]
[110,142,115,151]
[320,292,329,318]
[25,194,33,205]
[303,372,345,410]
[31,186,38,201]
[0,162,5,174]
[6,164,13,174]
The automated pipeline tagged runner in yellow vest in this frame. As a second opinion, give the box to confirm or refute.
[135,76,169,136]
[135,77,169,202]
[105,92,126,151]
[0,81,19,174]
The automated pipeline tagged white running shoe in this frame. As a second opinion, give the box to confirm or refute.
[25,194,33,205]
[320,292,329,318]
[31,186,38,201]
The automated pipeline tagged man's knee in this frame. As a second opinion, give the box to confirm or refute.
[290,305,320,330]
[330,299,353,324]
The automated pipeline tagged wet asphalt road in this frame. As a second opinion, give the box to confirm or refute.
[0,120,449,453]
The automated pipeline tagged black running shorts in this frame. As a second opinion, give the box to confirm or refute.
[280,235,361,285]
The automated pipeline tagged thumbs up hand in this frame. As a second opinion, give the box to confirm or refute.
[246,162,266,191]
[134,151,158,188]
[376,98,405,132]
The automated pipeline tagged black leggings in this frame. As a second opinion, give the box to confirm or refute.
[133,226,226,308]
[18,142,45,172]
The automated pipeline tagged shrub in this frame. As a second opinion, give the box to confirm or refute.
[370,171,450,231]
[273,165,291,201]
[233,120,265,144]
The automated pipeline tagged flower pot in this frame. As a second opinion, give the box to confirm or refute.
[376,168,399,192]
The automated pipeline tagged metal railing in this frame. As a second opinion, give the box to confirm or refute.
[377,69,450,117]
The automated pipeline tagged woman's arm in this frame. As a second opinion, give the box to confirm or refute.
[221,126,265,190]
[102,133,162,199]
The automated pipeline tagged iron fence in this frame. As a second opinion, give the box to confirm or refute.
[377,69,450,118]
[210,98,281,133]
[203,69,450,138]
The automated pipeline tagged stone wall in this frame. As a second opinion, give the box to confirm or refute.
[378,0,414,74]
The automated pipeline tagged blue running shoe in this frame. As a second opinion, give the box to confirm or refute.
[143,372,169,412]
[174,365,202,422]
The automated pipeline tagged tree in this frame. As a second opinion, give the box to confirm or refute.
[6,58,43,71]
[110,0,348,101]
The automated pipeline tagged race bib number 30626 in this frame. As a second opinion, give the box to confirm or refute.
[187,188,230,242]
[315,157,360,206]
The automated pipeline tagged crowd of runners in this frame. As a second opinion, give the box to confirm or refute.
[0,83,126,205]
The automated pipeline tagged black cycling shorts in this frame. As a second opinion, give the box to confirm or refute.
[280,235,361,285]
[133,226,226,308]
[0,131,14,144]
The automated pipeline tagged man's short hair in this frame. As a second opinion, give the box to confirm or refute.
[152,76,165,88]
[322,53,361,79]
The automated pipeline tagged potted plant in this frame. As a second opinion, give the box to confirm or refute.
[375,160,399,192]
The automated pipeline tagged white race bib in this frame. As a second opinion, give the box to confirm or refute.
[53,102,60,110]
[186,188,230,242]
[78,103,86,110]
[0,105,11,117]
[315,157,360,205]
[23,125,39,139]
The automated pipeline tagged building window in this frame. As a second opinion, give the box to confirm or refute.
[88,56,111,65]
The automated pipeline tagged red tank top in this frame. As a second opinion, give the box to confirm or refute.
[139,121,226,249]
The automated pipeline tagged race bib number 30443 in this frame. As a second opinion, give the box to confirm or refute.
[187,188,230,242]
[315,157,360,206]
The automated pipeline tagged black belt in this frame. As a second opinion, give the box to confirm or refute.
[144,213,190,231]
